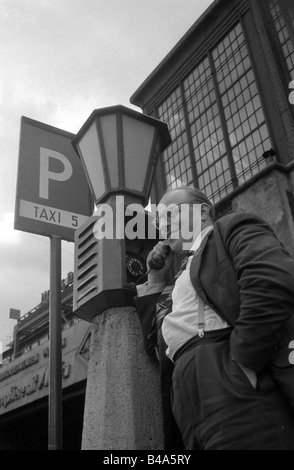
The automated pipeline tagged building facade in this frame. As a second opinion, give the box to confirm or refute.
[131,0,294,254]
[0,273,90,450]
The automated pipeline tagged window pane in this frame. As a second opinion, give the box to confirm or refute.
[157,87,192,189]
[269,0,294,79]
[213,22,270,185]
[183,56,229,203]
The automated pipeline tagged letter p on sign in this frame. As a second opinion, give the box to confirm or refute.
[39,147,73,200]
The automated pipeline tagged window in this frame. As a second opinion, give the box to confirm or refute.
[157,21,272,204]
[212,23,270,187]
[184,57,230,201]
[158,87,192,188]
[269,0,294,79]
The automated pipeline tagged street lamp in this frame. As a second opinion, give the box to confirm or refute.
[71,104,171,323]
[71,104,171,450]
[72,104,171,207]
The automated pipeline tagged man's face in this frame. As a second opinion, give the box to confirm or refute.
[157,200,202,253]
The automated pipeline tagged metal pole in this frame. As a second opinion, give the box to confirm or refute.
[13,324,19,358]
[48,235,63,450]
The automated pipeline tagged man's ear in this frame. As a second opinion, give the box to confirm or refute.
[201,203,210,221]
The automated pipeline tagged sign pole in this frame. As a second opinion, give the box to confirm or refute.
[48,235,63,450]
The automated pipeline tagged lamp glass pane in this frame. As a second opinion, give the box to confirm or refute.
[78,120,105,203]
[100,114,119,189]
[123,115,156,192]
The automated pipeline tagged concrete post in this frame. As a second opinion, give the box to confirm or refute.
[81,306,163,450]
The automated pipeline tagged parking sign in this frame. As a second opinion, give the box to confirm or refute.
[15,117,93,241]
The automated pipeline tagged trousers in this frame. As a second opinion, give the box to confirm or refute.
[171,330,294,450]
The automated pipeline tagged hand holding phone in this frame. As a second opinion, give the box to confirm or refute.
[147,241,173,284]
[148,244,171,270]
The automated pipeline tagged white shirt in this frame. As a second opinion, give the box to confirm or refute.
[136,225,229,361]
[161,225,229,360]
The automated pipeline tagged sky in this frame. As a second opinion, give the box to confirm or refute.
[0,0,215,351]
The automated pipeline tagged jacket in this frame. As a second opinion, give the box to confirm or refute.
[135,211,294,448]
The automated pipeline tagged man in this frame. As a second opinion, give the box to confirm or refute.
[135,186,294,450]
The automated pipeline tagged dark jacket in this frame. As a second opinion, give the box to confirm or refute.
[135,212,294,448]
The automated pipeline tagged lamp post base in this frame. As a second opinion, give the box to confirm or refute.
[81,306,163,450]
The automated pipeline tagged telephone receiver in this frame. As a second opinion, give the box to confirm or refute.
[148,243,171,270]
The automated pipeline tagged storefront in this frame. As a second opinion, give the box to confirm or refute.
[0,320,90,449]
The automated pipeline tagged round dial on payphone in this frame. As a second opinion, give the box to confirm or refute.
[126,255,146,278]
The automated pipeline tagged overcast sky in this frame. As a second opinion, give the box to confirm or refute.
[0,0,214,351]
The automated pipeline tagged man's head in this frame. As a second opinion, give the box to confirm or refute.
[157,186,214,253]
